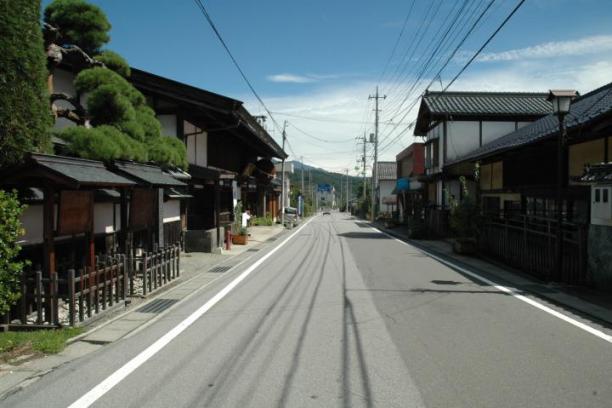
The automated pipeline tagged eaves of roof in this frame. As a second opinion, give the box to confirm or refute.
[446,82,612,166]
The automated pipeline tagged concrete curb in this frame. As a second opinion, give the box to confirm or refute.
[377,224,612,328]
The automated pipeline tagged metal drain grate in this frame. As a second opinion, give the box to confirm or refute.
[266,237,277,242]
[136,298,179,314]
[209,265,232,273]
[247,248,260,252]
[356,222,371,228]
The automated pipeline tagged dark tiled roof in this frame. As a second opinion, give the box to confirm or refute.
[22,154,136,188]
[449,82,612,164]
[580,163,612,184]
[377,161,397,180]
[423,91,551,116]
[112,161,186,187]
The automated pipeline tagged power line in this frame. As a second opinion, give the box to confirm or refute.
[192,0,284,137]
[377,0,525,152]
[289,122,355,144]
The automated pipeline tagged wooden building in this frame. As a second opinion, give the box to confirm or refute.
[129,69,287,252]
[448,82,612,285]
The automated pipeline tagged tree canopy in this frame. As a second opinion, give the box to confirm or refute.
[44,0,187,169]
[44,0,111,54]
[0,0,52,168]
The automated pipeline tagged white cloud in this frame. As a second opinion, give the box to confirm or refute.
[245,55,612,173]
[266,73,317,83]
[477,35,612,62]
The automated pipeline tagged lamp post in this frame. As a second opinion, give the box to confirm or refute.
[547,90,577,281]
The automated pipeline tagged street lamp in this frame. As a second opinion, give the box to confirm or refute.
[547,89,577,281]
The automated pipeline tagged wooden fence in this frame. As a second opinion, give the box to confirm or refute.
[129,245,180,297]
[4,245,181,328]
[479,215,589,285]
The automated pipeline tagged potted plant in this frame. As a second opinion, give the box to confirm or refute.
[232,226,249,245]
[449,176,481,255]
[231,202,248,245]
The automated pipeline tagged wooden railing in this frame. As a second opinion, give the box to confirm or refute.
[129,245,180,297]
[479,215,589,285]
[6,254,129,328]
[4,246,181,328]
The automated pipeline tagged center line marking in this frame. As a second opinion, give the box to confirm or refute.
[68,217,315,408]
[370,225,612,345]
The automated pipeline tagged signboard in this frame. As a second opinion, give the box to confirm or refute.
[130,188,156,229]
[57,190,93,235]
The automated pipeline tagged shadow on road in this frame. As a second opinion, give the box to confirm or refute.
[338,232,392,240]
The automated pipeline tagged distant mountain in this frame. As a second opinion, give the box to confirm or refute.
[287,161,366,198]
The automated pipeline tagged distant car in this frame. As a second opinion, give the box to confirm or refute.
[279,207,299,227]
[322,210,331,215]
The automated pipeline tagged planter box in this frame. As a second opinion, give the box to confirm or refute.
[232,234,248,245]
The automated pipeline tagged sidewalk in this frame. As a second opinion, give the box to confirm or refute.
[375,222,612,327]
[0,224,287,399]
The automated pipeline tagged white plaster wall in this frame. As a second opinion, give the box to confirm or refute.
[19,205,44,245]
[53,68,78,130]
[446,121,479,161]
[482,121,516,145]
[185,121,208,167]
[378,180,396,210]
[164,200,181,223]
[158,114,177,137]
[94,203,116,234]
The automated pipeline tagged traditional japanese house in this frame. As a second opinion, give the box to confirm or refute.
[448,82,612,285]
[128,69,287,252]
[1,153,136,325]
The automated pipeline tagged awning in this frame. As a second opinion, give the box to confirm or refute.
[112,161,187,187]
[0,153,136,189]
[165,188,194,199]
[95,189,121,201]
[393,178,410,194]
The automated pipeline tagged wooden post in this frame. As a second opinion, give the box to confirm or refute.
[215,181,221,249]
[42,185,56,321]
[50,272,58,325]
[35,270,43,324]
[68,269,75,327]
[142,253,148,296]
[20,269,27,324]
[157,188,164,249]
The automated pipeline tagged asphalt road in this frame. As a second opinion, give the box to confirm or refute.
[3,213,612,407]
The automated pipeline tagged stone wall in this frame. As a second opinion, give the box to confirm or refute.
[588,224,612,289]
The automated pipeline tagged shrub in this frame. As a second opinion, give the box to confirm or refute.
[95,50,130,77]
[448,176,481,238]
[44,0,111,54]
[0,0,52,167]
[87,84,136,126]
[147,137,188,169]
[0,190,27,316]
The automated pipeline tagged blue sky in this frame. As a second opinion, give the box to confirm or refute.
[42,0,612,172]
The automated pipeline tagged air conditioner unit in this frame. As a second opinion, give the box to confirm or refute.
[591,185,612,226]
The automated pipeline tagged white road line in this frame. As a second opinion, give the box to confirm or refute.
[68,217,316,408]
[371,226,612,345]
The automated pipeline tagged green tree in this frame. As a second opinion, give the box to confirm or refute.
[44,0,187,169]
[0,190,28,316]
[43,0,110,54]
[0,0,52,168]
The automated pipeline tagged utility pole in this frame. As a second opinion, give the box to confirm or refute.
[300,156,304,194]
[346,169,349,211]
[369,86,386,221]
[362,132,367,201]
[280,121,287,227]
